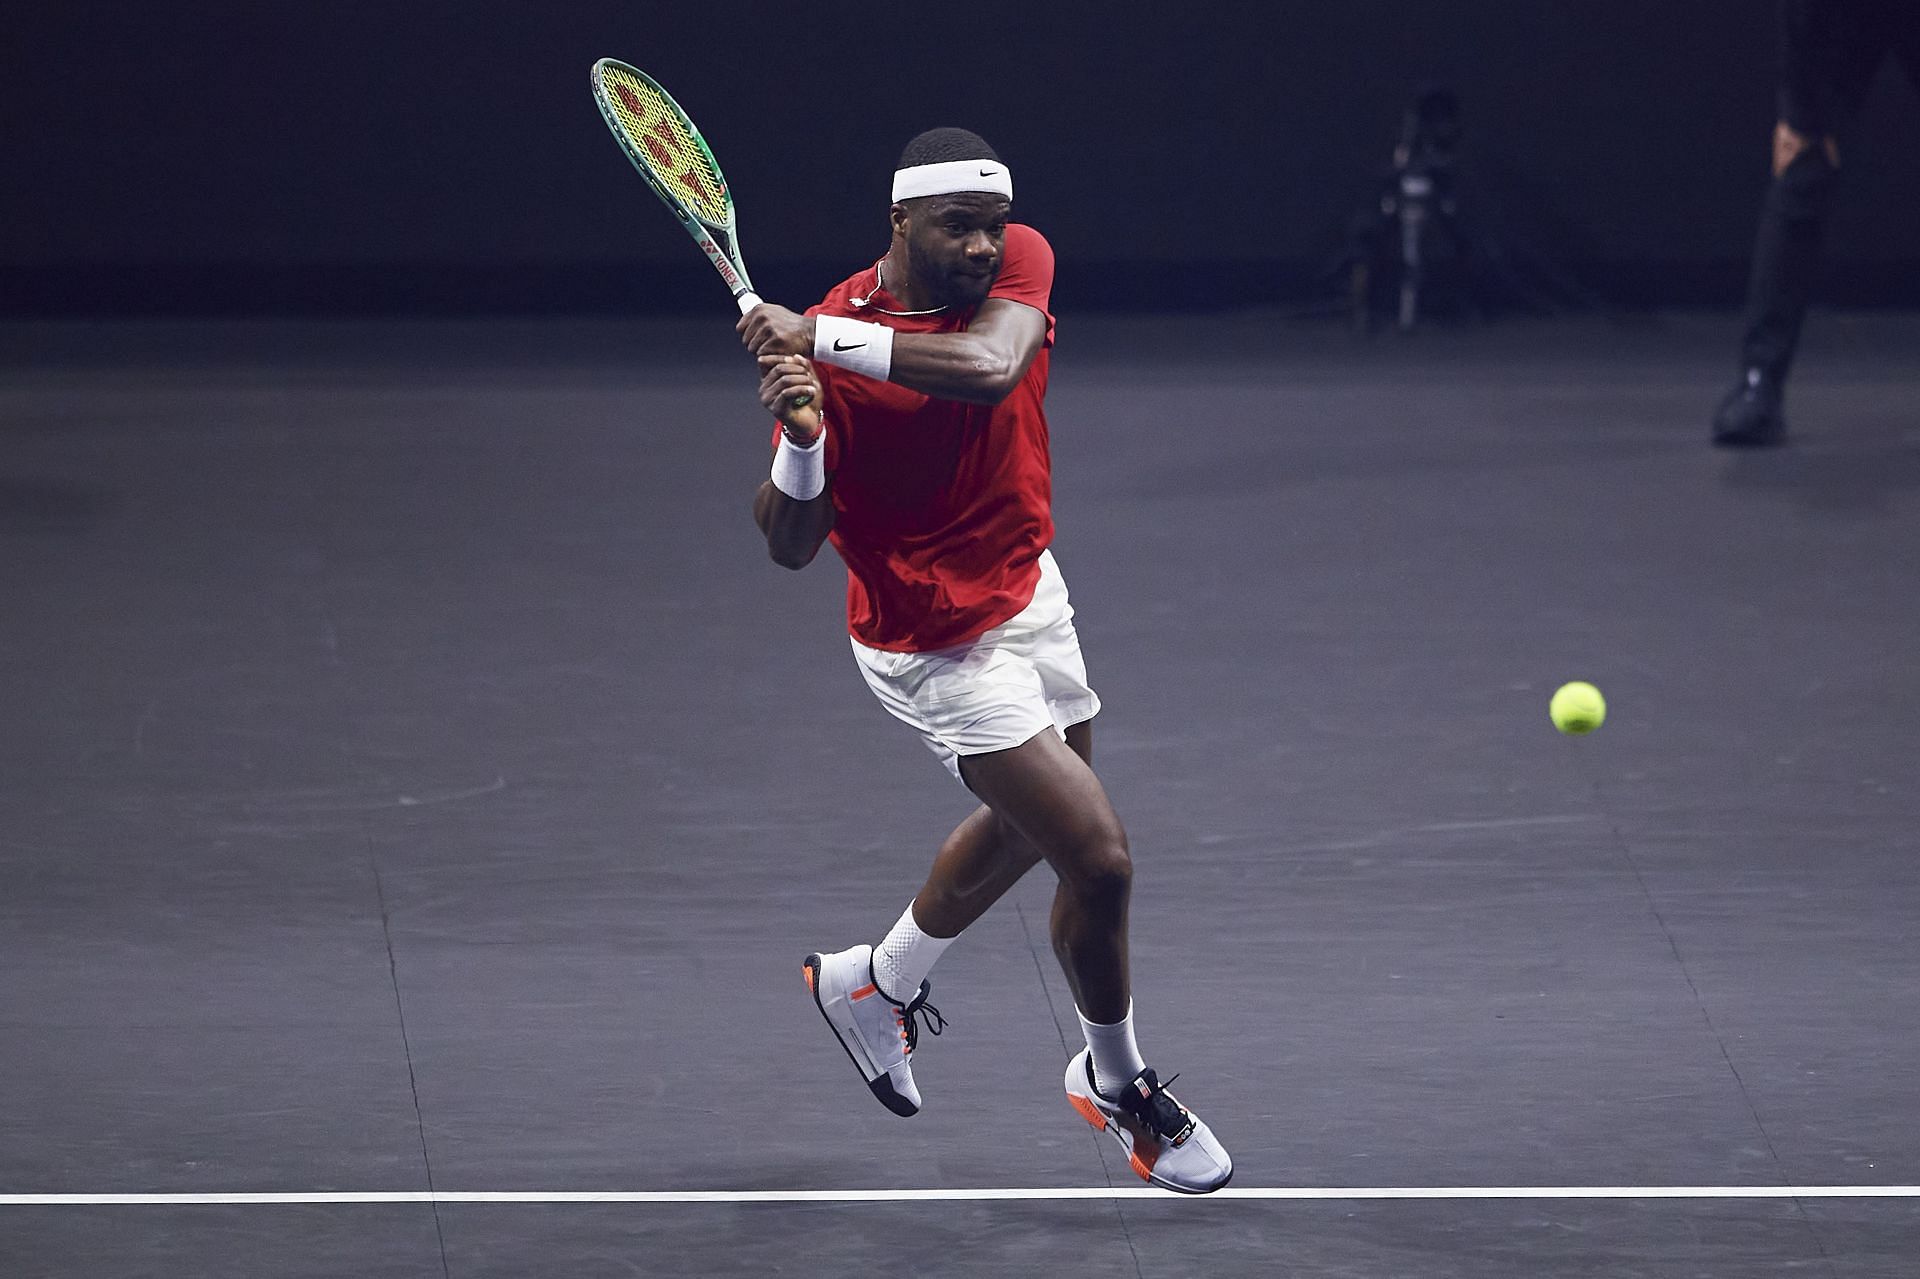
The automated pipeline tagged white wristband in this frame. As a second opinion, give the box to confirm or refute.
[814,314,893,382]
[770,428,826,500]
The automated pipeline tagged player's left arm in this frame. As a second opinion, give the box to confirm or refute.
[881,301,1047,405]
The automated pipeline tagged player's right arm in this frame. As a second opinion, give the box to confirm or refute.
[752,354,834,570]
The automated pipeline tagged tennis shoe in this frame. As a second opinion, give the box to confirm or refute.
[1712,367,1787,447]
[1064,1049,1232,1194]
[803,944,945,1117]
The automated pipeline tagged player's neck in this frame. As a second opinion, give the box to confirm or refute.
[878,250,939,313]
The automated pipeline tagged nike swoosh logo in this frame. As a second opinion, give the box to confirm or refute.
[978,168,998,177]
[832,339,867,352]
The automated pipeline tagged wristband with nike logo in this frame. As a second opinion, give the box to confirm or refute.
[814,314,893,382]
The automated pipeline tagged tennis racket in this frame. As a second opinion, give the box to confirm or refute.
[589,58,769,316]
[592,58,812,409]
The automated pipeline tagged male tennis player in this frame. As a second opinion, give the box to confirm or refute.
[736,128,1230,1194]
[1713,0,1919,445]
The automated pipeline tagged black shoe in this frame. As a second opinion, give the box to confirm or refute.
[1712,368,1787,447]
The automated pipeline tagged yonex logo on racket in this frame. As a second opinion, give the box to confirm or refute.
[700,238,742,289]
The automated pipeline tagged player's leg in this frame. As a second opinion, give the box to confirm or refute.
[959,724,1131,1022]
[1715,6,1883,445]
[957,726,1232,1194]
[870,719,1093,1002]
[802,647,1084,1119]
[1714,126,1841,447]
[907,802,1044,938]
[867,785,1047,1018]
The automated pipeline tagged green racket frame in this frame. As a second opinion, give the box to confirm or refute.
[590,58,764,314]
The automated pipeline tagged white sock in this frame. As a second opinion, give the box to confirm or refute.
[1077,1000,1147,1098]
[871,901,957,1003]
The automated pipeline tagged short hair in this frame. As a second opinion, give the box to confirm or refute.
[898,127,1002,168]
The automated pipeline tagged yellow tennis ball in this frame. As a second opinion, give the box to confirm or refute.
[1549,681,1606,735]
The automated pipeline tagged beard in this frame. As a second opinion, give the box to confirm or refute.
[916,255,1000,309]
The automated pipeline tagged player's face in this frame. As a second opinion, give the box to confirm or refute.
[900,194,1010,308]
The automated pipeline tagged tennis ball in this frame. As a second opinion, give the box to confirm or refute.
[1549,681,1606,735]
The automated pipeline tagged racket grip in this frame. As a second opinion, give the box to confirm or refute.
[739,289,812,406]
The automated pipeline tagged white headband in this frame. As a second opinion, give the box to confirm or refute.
[891,159,1014,203]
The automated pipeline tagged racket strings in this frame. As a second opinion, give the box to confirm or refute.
[597,67,729,225]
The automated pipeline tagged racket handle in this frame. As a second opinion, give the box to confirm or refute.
[738,289,813,407]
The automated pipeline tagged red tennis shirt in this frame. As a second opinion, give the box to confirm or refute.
[785,223,1058,653]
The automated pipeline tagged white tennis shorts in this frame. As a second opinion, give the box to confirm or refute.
[851,550,1102,781]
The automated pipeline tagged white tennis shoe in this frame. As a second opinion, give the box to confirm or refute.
[803,944,945,1117]
[1064,1049,1233,1194]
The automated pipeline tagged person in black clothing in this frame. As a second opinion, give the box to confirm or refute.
[1714,0,1920,446]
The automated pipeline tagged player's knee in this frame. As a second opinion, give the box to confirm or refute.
[1062,828,1131,904]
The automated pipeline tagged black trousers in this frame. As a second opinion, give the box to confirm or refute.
[1736,0,1920,380]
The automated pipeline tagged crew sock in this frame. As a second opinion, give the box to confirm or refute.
[1077,1000,1147,1098]
[871,901,957,1003]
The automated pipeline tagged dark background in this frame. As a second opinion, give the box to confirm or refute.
[5,0,1918,315]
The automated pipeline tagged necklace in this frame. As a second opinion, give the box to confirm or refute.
[850,257,948,317]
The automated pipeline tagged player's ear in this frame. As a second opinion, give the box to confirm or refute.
[889,202,910,237]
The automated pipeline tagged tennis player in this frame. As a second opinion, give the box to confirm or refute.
[736,128,1230,1194]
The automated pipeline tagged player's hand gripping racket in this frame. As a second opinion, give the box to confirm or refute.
[591,58,810,407]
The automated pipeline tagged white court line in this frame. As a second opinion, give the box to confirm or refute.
[3,1186,1918,1206]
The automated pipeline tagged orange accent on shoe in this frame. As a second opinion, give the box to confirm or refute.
[1128,1149,1156,1181]
[850,982,878,1001]
[803,965,816,992]
[1067,1093,1107,1129]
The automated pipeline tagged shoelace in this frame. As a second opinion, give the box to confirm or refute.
[1125,1070,1196,1144]
[899,995,947,1054]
